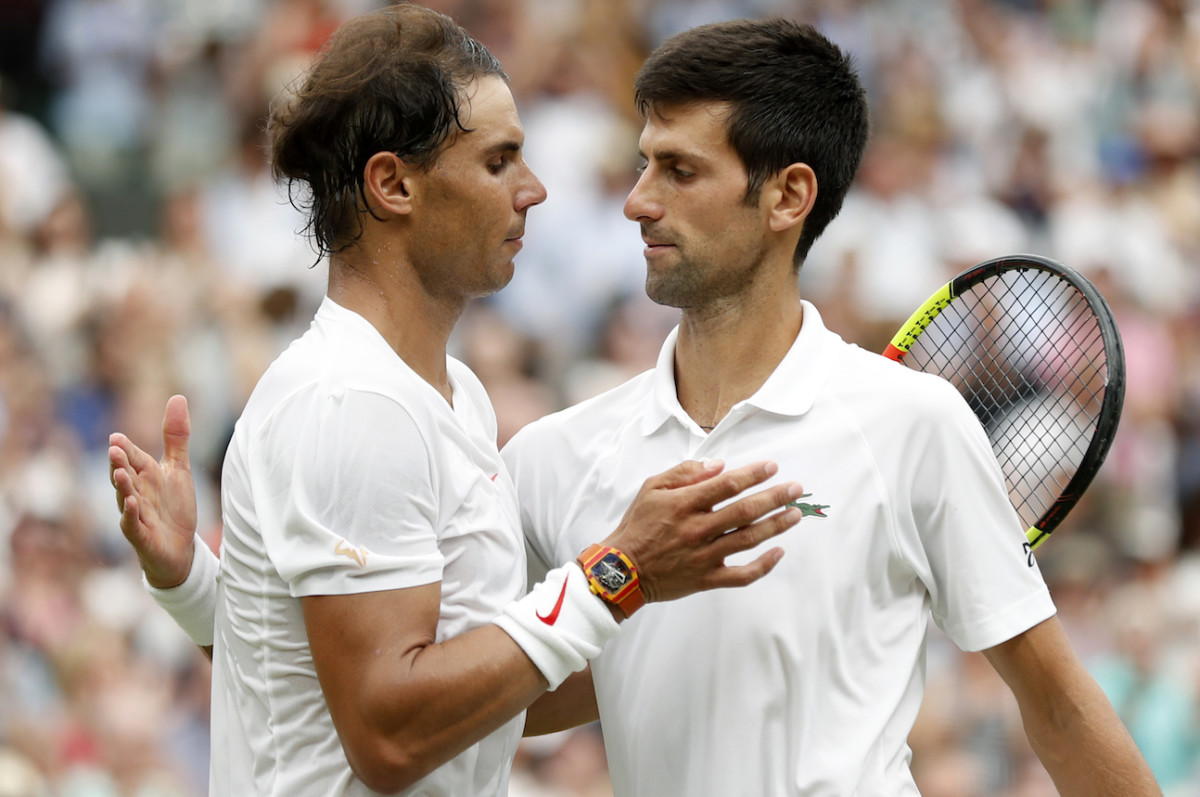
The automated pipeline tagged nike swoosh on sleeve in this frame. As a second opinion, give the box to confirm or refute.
[536,579,570,626]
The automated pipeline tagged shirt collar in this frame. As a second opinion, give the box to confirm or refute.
[640,300,841,436]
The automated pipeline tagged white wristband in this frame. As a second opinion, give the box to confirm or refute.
[493,563,620,690]
[143,535,219,647]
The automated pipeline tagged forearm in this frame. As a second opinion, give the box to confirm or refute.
[1023,679,1160,796]
[524,668,599,736]
[308,563,618,792]
[985,619,1160,796]
[345,623,550,789]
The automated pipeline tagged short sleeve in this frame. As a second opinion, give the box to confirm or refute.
[254,388,445,597]
[502,426,559,572]
[901,382,1056,652]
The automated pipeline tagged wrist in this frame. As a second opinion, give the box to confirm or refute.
[143,549,193,591]
[143,534,219,647]
[493,562,621,690]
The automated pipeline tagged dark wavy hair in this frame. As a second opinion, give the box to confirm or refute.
[269,2,506,258]
[634,19,869,267]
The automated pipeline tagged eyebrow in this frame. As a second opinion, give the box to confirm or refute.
[638,148,705,166]
[484,140,523,157]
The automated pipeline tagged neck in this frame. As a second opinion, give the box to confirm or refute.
[674,280,803,430]
[327,245,463,403]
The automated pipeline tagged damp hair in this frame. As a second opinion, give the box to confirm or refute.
[269,2,506,259]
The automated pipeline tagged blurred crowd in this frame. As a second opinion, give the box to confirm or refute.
[0,0,1198,794]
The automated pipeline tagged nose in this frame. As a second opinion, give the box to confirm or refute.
[516,164,548,211]
[623,170,661,222]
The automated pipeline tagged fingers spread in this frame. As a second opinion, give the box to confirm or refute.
[704,548,785,590]
[685,460,780,511]
[711,507,801,560]
[710,481,804,534]
[110,433,156,475]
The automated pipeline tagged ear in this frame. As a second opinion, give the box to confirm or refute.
[765,163,817,234]
[362,151,415,217]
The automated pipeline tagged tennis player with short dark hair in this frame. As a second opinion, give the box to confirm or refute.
[112,8,1159,797]
[504,18,1157,796]
[110,5,803,795]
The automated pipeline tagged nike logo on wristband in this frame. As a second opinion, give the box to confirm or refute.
[536,579,570,625]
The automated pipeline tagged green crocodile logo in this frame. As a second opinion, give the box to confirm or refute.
[787,494,830,518]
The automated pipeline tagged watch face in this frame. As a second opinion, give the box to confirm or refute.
[593,554,631,592]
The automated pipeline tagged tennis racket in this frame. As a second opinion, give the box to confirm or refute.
[883,254,1125,551]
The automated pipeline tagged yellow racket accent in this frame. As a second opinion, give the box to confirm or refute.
[884,283,955,360]
[886,254,1126,554]
[1026,526,1051,549]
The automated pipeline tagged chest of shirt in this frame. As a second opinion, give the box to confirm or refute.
[429,427,527,634]
[538,408,917,615]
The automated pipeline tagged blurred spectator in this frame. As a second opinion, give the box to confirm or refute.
[2,1,1200,793]
[1090,581,1200,787]
[0,101,72,245]
[39,0,159,192]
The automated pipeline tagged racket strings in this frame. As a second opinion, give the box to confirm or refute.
[902,269,1112,528]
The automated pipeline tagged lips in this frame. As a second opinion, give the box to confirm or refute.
[642,238,675,257]
[640,224,674,250]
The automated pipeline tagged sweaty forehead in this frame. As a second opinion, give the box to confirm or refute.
[447,76,524,151]
[461,76,518,123]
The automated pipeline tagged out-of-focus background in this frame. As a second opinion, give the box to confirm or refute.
[0,0,1197,794]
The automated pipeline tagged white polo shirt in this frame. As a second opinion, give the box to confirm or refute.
[503,301,1055,797]
[213,297,526,797]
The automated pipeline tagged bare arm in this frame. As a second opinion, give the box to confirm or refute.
[983,616,1161,796]
[306,459,802,792]
[524,669,598,737]
[305,584,546,791]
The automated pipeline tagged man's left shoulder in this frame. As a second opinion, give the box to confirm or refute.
[829,343,962,410]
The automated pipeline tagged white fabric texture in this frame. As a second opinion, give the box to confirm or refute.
[143,533,219,646]
[502,301,1056,797]
[210,297,526,797]
[493,562,620,690]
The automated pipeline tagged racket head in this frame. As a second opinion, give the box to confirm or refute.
[884,254,1125,549]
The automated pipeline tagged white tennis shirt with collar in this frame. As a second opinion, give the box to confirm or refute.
[502,300,1056,797]
[213,297,526,797]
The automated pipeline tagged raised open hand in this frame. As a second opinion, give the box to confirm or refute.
[109,394,200,588]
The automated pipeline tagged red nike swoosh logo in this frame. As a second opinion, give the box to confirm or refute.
[536,579,570,625]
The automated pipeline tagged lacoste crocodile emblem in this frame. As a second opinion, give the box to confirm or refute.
[787,494,830,518]
[334,540,368,567]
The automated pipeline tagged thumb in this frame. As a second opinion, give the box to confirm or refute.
[162,394,192,471]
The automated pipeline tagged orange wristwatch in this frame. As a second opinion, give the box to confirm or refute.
[576,544,646,618]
